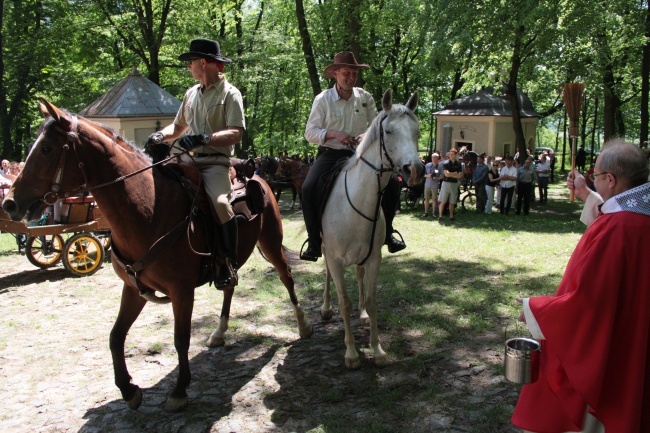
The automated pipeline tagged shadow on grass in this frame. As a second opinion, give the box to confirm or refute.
[256,254,557,432]
[78,337,284,432]
[76,229,565,433]
[0,266,70,292]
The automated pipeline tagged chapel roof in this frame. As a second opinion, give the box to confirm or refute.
[435,87,540,118]
[79,67,180,118]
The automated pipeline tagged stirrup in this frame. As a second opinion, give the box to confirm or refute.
[299,239,321,262]
[386,230,406,253]
[216,260,238,289]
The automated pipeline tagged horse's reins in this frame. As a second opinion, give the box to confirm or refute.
[44,117,208,296]
[44,116,187,204]
[344,115,396,265]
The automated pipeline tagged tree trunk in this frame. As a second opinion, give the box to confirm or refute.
[295,0,321,98]
[602,62,625,141]
[561,108,567,172]
[0,0,9,159]
[507,26,528,165]
[640,1,649,148]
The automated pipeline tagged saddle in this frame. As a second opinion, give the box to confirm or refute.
[165,157,265,287]
[111,155,265,295]
[315,156,353,226]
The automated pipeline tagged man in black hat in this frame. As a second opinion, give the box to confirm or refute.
[146,38,244,288]
[300,51,406,261]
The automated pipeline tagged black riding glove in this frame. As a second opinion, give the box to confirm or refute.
[145,131,164,146]
[178,134,210,151]
[144,132,169,162]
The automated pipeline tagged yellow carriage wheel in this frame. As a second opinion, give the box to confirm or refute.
[25,235,64,268]
[62,232,105,276]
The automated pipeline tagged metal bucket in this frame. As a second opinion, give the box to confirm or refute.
[504,337,540,384]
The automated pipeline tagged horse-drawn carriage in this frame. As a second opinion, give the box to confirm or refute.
[0,195,110,276]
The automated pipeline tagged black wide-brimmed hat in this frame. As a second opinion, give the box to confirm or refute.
[178,38,232,63]
[323,51,370,79]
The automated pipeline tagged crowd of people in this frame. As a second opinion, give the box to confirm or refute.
[0,159,24,200]
[421,148,558,220]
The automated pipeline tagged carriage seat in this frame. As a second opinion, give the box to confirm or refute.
[62,195,95,224]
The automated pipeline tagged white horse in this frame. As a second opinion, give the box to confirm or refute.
[320,89,423,369]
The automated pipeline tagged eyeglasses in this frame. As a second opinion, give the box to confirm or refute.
[588,171,614,181]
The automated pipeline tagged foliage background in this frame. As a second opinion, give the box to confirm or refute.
[0,0,648,160]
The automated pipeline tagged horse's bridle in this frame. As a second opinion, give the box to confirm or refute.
[344,115,395,220]
[43,115,88,205]
[42,116,179,205]
[343,115,397,265]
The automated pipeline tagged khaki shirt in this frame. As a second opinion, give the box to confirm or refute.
[174,75,245,156]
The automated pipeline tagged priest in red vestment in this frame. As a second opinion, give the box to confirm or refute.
[512,140,650,433]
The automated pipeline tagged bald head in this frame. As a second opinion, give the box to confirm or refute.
[595,140,649,200]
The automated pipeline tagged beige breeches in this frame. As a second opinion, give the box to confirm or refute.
[181,154,234,223]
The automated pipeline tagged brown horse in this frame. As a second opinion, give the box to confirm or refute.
[2,100,313,412]
[277,157,310,209]
[259,155,298,209]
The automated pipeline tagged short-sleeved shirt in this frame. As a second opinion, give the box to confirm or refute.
[424,162,441,189]
[174,75,245,157]
[536,161,550,178]
[304,86,378,150]
[443,159,462,183]
[517,165,537,183]
[500,165,518,188]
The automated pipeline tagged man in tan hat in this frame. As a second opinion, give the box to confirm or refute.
[300,51,405,261]
[145,38,244,288]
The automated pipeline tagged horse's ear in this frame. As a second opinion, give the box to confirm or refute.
[38,98,71,129]
[382,88,393,112]
[38,100,51,119]
[406,91,419,112]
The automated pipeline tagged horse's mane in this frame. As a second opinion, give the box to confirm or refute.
[78,115,153,163]
[41,109,151,163]
[343,103,417,171]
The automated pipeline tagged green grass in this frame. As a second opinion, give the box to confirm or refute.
[230,175,586,432]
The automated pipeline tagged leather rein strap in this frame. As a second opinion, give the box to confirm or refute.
[47,116,203,296]
[344,115,395,266]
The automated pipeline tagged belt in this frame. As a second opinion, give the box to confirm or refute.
[188,151,225,158]
[443,179,458,183]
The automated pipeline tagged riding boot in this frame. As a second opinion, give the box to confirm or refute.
[215,217,238,288]
[381,175,406,253]
[385,231,406,253]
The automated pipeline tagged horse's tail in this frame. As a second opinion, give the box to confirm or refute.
[139,290,172,304]
[256,245,301,266]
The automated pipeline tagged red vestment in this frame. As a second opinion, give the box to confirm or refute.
[511,211,650,433]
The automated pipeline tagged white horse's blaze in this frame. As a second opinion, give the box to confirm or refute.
[321,89,424,368]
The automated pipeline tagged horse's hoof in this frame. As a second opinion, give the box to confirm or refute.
[126,386,143,410]
[206,334,225,347]
[374,353,390,367]
[320,309,334,321]
[345,357,362,369]
[359,312,370,325]
[165,395,188,412]
[299,324,314,339]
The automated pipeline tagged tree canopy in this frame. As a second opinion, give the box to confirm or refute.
[1,0,647,161]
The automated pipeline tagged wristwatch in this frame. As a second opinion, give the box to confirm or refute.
[202,134,211,144]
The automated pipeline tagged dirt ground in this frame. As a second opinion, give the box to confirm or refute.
[0,240,523,433]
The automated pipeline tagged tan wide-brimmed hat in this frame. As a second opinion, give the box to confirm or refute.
[323,51,370,79]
